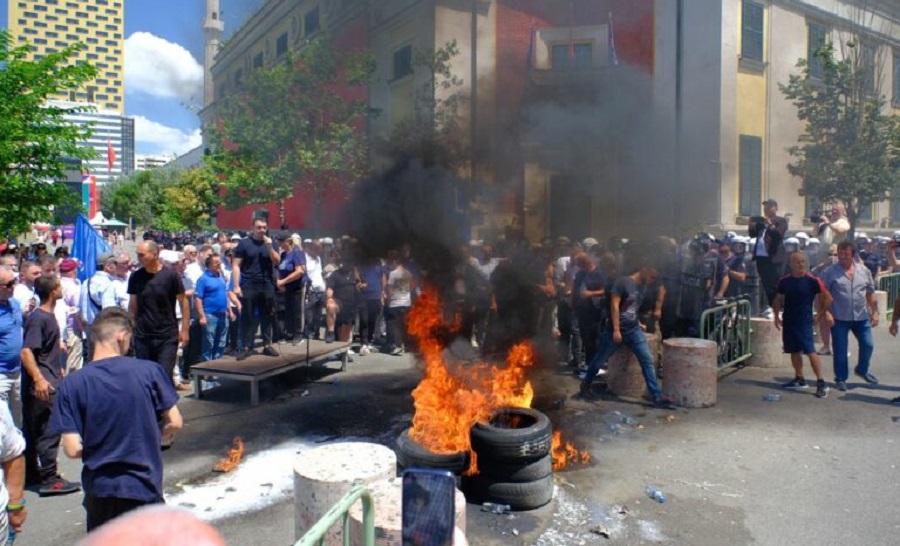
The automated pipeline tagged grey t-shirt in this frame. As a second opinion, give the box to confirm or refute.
[609,276,645,333]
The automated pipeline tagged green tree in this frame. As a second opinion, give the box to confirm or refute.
[0,31,99,234]
[103,167,218,231]
[206,39,375,233]
[102,170,169,227]
[780,41,900,234]
[385,40,467,170]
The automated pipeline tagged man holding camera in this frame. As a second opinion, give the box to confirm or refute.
[749,199,788,317]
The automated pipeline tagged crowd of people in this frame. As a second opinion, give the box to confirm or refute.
[1,198,900,538]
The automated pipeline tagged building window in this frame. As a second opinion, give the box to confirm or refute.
[857,202,873,223]
[739,135,763,217]
[392,45,413,81]
[276,32,288,57]
[305,7,320,35]
[741,1,764,63]
[861,42,877,96]
[808,21,828,79]
[253,52,264,68]
[893,51,900,107]
[551,43,593,69]
[891,190,900,224]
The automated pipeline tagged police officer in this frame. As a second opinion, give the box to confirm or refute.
[722,237,747,299]
[675,236,721,338]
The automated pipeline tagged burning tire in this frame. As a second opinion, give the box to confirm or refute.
[470,408,552,463]
[477,453,552,483]
[463,474,554,511]
[396,429,468,474]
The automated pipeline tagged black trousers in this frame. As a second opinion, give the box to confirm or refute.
[305,290,325,339]
[134,335,179,384]
[22,393,59,483]
[576,311,599,365]
[360,299,381,344]
[755,257,781,310]
[86,496,163,532]
[240,284,275,349]
[386,306,409,350]
[282,288,302,340]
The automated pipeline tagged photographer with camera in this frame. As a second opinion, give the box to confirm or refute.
[749,199,788,317]
[815,202,850,247]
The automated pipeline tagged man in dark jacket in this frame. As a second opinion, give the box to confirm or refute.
[749,199,788,316]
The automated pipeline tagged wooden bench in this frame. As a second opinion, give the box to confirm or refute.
[190,340,351,406]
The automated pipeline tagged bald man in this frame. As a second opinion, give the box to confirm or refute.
[77,506,223,546]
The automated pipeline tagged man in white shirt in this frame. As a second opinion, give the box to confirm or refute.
[111,252,132,310]
[57,259,84,374]
[304,242,327,339]
[79,253,119,362]
[12,262,41,317]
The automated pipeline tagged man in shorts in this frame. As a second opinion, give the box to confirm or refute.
[773,252,832,398]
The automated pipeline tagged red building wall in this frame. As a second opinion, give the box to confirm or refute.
[214,17,370,233]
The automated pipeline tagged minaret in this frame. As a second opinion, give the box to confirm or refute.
[203,0,224,107]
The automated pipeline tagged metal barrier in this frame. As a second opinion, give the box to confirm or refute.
[295,484,376,546]
[877,272,900,323]
[700,298,753,370]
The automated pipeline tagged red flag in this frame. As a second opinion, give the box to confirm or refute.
[569,2,575,59]
[107,138,116,171]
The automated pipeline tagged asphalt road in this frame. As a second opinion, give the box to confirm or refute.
[14,325,900,546]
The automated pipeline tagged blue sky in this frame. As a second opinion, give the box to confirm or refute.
[2,0,263,156]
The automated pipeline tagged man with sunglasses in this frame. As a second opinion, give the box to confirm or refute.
[0,267,23,423]
[13,261,41,317]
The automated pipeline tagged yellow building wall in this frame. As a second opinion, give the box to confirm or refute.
[734,0,768,214]
[8,0,125,113]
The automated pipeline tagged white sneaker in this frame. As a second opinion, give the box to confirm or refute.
[360,344,370,356]
[348,348,357,355]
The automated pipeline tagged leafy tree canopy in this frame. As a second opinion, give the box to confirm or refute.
[0,31,99,234]
[206,38,376,232]
[103,167,218,231]
[780,42,900,232]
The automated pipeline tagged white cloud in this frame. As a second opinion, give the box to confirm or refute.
[125,32,203,103]
[134,115,202,156]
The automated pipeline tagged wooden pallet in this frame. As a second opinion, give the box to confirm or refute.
[190,340,351,406]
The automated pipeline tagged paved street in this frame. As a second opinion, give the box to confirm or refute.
[13,325,900,545]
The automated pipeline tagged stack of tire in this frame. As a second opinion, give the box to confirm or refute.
[396,429,469,476]
[462,407,554,511]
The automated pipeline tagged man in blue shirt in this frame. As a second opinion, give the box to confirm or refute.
[773,252,832,398]
[195,255,230,362]
[275,237,306,344]
[50,307,182,531]
[0,266,22,424]
[819,241,879,392]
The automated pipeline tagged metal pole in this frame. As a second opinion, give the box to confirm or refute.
[675,0,684,234]
[469,0,478,199]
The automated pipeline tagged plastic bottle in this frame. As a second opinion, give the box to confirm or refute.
[646,485,666,504]
[762,393,781,402]
[481,502,511,514]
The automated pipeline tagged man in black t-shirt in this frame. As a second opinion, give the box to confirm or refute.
[128,241,190,385]
[325,257,358,343]
[21,275,81,496]
[232,217,281,359]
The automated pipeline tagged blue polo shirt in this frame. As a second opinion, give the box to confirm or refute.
[194,270,228,315]
[0,299,23,373]
[49,356,179,502]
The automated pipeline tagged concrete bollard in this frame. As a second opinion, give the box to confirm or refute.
[607,332,658,399]
[294,442,397,544]
[347,477,467,546]
[662,338,717,408]
[747,317,790,368]
[875,291,888,328]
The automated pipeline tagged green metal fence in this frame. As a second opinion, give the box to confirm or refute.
[295,485,376,546]
[877,272,900,323]
[700,298,753,370]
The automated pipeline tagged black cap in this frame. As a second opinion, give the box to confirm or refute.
[762,199,778,207]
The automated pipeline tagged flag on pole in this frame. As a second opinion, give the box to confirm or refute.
[608,12,619,66]
[569,3,575,59]
[107,138,116,171]
[526,20,535,68]
[72,212,111,282]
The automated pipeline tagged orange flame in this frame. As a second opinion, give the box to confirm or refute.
[551,430,591,471]
[407,288,545,475]
[213,436,245,473]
